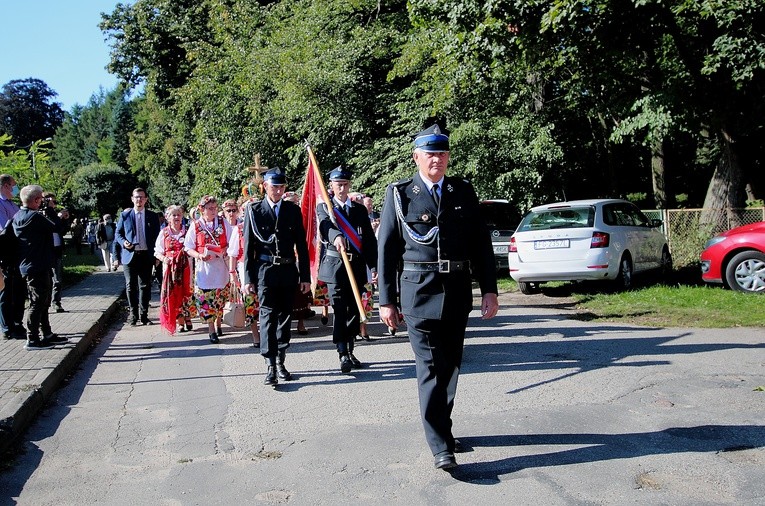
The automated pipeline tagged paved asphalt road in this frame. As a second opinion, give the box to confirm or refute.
[1,287,764,505]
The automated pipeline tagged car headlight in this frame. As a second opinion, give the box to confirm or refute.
[703,236,727,249]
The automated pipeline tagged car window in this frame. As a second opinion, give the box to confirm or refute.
[606,203,650,227]
[629,206,651,226]
[479,202,521,230]
[518,206,595,231]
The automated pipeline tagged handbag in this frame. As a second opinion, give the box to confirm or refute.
[222,284,246,328]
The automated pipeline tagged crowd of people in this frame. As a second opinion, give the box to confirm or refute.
[0,124,500,470]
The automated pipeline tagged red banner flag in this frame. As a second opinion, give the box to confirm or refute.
[300,156,323,284]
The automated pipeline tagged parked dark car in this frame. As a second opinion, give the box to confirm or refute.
[479,199,522,273]
[700,221,765,293]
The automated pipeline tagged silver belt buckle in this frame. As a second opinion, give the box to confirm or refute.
[346,253,354,261]
[438,260,450,273]
[272,256,285,265]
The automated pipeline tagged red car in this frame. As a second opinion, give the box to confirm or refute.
[700,221,765,293]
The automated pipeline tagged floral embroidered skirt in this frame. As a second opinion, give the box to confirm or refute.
[361,282,374,320]
[194,284,228,321]
[313,280,330,307]
[243,290,259,326]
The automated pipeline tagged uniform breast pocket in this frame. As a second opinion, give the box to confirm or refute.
[404,211,433,235]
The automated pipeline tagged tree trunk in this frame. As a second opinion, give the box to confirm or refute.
[701,127,745,230]
[651,137,668,208]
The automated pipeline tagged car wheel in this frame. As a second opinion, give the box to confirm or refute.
[615,255,633,290]
[724,250,765,293]
[660,247,673,277]
[518,282,541,295]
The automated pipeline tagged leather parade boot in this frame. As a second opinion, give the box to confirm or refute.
[276,350,292,381]
[347,341,362,369]
[339,354,353,373]
[264,356,278,386]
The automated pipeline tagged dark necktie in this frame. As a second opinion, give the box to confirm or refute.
[432,184,441,207]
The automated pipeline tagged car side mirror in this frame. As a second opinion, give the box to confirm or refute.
[650,219,663,228]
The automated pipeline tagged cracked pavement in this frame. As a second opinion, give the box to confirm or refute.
[2,288,764,504]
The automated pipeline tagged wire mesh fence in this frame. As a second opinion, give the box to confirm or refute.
[643,207,765,268]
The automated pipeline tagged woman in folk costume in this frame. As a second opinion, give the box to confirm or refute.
[228,195,260,347]
[183,195,232,343]
[154,205,193,334]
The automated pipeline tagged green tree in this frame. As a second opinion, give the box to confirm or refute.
[66,162,136,217]
[0,78,64,149]
[52,87,137,176]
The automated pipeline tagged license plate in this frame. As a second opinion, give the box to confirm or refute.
[534,239,570,249]
[493,245,508,254]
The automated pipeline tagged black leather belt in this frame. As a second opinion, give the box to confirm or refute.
[325,249,355,262]
[258,254,295,265]
[402,260,470,273]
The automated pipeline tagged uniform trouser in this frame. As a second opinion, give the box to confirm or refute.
[405,313,469,456]
[51,255,63,305]
[258,283,295,359]
[123,251,153,318]
[327,278,360,354]
[0,266,26,334]
[24,271,53,340]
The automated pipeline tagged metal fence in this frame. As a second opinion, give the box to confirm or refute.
[642,207,765,268]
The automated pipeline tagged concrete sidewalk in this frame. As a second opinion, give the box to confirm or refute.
[0,270,126,453]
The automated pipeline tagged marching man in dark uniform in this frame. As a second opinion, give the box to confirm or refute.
[317,167,378,373]
[377,124,499,470]
[243,167,311,386]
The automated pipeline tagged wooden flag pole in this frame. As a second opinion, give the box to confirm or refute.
[305,143,367,323]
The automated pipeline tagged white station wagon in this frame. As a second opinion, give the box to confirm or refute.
[508,199,672,294]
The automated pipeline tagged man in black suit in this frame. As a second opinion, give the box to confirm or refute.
[243,168,311,386]
[317,167,378,373]
[377,124,499,470]
[115,187,161,326]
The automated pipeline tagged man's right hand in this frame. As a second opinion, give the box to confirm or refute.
[380,304,400,331]
[333,236,348,253]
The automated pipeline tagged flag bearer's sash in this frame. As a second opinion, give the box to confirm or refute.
[332,207,362,254]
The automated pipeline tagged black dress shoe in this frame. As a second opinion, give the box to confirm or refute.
[434,452,457,470]
[320,316,328,325]
[348,353,362,369]
[264,366,278,386]
[130,317,138,326]
[453,439,465,453]
[141,317,152,325]
[209,332,219,343]
[297,329,308,335]
[339,354,352,373]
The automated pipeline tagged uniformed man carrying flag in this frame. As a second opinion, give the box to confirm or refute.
[317,166,378,373]
[377,124,499,470]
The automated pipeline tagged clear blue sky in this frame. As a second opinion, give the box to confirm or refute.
[0,0,125,112]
